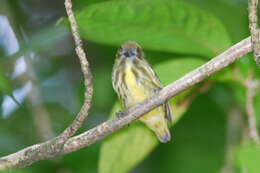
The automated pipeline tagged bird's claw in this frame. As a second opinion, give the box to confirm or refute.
[116,111,125,118]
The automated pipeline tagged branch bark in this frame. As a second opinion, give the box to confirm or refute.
[248,0,260,66]
[60,0,93,141]
[0,36,252,170]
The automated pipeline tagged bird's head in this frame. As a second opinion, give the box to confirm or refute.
[117,41,144,60]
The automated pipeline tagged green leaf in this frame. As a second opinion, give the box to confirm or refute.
[76,0,231,57]
[156,57,205,84]
[98,57,206,173]
[74,0,105,10]
[0,67,12,95]
[236,143,260,173]
[99,103,158,173]
[0,67,22,106]
[185,0,249,42]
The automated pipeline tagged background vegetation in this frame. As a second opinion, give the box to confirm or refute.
[0,0,260,172]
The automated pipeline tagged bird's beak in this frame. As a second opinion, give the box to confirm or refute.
[123,50,131,57]
[123,50,135,58]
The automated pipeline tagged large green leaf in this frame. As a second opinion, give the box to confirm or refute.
[98,57,205,173]
[184,0,249,42]
[98,103,158,173]
[236,143,260,173]
[76,0,231,57]
[74,0,105,10]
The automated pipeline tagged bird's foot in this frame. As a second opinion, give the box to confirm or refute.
[116,111,125,118]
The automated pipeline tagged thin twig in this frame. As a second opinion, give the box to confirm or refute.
[0,37,252,170]
[45,0,94,156]
[60,0,93,141]
[245,71,260,144]
[248,0,260,66]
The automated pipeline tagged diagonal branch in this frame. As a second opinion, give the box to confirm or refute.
[248,0,260,66]
[0,37,252,170]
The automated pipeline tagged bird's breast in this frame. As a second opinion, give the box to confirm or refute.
[124,64,148,105]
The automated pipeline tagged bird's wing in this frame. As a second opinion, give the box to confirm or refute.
[139,60,163,89]
[165,101,173,123]
[139,60,173,123]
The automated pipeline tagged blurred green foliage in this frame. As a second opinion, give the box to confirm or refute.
[0,67,12,95]
[141,90,228,173]
[237,143,260,173]
[0,0,260,173]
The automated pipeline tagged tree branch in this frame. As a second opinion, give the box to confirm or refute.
[245,71,260,144]
[248,0,260,66]
[60,0,93,141]
[0,37,252,170]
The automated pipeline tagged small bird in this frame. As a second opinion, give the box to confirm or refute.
[112,41,172,143]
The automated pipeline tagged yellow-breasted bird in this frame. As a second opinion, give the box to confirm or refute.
[112,41,172,143]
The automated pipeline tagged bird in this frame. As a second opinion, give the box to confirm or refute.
[112,40,172,143]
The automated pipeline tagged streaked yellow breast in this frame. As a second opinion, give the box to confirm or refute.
[125,63,147,105]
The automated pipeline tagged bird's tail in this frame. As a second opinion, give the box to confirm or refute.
[140,109,171,143]
[154,124,171,143]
